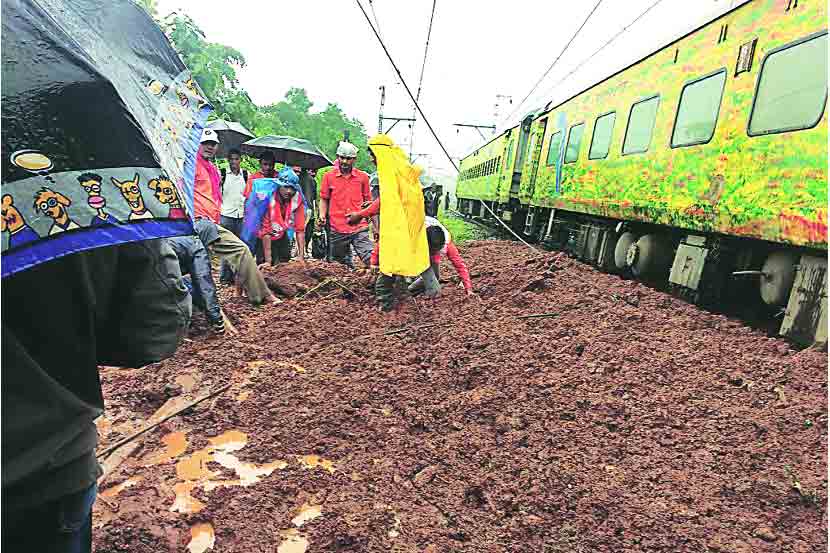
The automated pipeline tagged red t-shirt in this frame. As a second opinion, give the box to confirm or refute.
[320,167,370,234]
[194,159,221,223]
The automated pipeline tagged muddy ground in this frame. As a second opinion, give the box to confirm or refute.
[92,240,827,552]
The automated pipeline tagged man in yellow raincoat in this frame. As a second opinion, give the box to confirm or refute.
[348,134,435,311]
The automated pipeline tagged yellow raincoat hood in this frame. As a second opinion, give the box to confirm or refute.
[368,134,429,277]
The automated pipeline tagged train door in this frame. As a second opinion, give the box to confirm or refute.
[527,118,547,199]
[512,116,534,196]
[498,130,514,201]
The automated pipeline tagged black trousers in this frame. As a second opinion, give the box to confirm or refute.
[255,234,291,266]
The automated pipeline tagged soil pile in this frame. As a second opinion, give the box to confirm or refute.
[93,241,827,552]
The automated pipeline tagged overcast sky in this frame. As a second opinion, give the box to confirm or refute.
[157,0,744,179]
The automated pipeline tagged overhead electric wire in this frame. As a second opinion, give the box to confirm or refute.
[368,0,385,40]
[355,0,457,172]
[354,0,538,251]
[501,0,604,126]
[408,0,438,159]
[535,0,666,104]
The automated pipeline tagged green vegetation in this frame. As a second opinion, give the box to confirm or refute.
[438,213,488,245]
[144,7,372,169]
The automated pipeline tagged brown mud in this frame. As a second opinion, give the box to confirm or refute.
[93,241,827,552]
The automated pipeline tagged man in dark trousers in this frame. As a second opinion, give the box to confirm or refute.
[316,142,374,268]
[1,239,191,552]
[170,220,225,334]
[219,148,248,283]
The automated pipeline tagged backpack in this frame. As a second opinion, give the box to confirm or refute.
[220,168,249,194]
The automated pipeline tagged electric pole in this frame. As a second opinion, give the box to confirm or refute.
[494,94,513,127]
[453,123,496,141]
[376,84,415,135]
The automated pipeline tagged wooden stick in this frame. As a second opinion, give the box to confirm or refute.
[96,384,231,460]
[298,278,332,299]
[330,278,357,297]
[221,308,239,335]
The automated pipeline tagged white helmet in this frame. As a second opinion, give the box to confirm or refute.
[336,141,358,158]
[200,128,220,144]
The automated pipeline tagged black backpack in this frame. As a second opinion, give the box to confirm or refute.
[220,168,249,194]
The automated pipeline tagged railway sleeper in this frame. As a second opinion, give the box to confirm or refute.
[521,207,827,346]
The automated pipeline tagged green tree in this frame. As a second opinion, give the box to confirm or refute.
[159,12,371,171]
[135,0,158,18]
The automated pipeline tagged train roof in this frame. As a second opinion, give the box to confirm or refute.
[459,0,754,162]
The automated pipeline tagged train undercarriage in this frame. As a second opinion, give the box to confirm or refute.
[455,198,828,345]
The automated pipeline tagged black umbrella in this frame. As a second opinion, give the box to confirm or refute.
[1,0,208,279]
[206,119,254,158]
[241,135,333,170]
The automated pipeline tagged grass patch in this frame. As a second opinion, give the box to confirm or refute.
[438,213,488,245]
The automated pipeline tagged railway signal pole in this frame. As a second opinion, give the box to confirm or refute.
[377,85,415,135]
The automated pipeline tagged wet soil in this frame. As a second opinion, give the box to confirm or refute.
[93,241,828,552]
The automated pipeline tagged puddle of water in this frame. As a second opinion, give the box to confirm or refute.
[171,481,206,514]
[201,478,243,492]
[175,374,197,393]
[208,430,247,452]
[277,529,309,553]
[101,476,143,498]
[388,513,402,538]
[95,416,112,435]
[298,455,335,474]
[186,522,215,553]
[146,431,188,465]
[291,503,322,527]
[211,451,287,486]
[176,449,216,481]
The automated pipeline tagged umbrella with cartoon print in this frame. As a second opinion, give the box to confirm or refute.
[1,0,211,278]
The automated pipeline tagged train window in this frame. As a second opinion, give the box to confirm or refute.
[748,32,828,136]
[623,95,660,155]
[589,111,616,159]
[546,131,562,166]
[672,69,727,147]
[565,123,585,163]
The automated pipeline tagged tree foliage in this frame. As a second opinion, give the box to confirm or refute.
[158,13,371,169]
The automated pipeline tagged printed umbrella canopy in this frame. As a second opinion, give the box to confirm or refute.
[241,135,333,170]
[1,0,211,278]
[206,119,254,158]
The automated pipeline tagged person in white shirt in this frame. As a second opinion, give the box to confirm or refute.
[219,148,249,284]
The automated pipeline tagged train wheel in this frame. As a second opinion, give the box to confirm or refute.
[627,234,673,278]
[760,251,798,306]
[614,232,638,271]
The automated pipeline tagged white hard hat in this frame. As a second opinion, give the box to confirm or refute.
[336,141,358,158]
[200,128,220,144]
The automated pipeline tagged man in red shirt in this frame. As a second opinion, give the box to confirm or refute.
[316,142,373,268]
[193,129,276,305]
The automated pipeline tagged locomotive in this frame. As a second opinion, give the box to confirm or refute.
[456,0,828,344]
